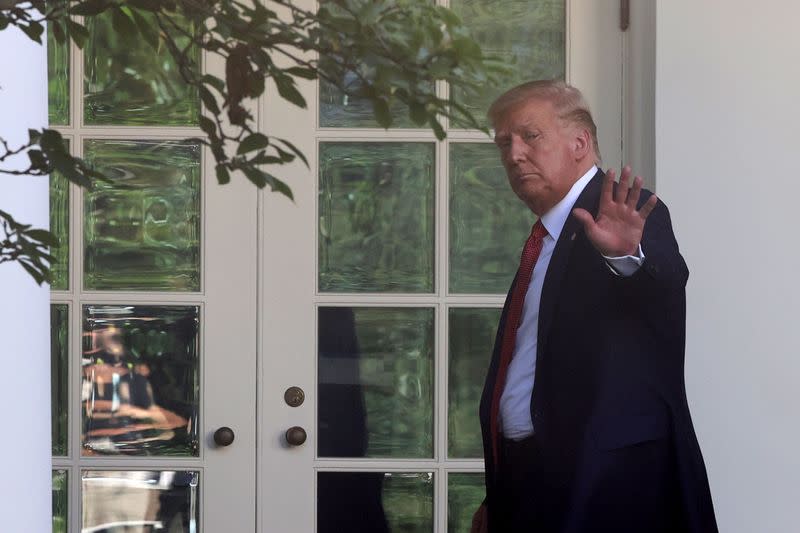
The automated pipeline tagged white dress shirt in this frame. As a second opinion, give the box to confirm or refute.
[498,166,644,439]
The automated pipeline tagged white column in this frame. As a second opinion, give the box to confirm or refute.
[0,22,52,533]
[657,1,800,531]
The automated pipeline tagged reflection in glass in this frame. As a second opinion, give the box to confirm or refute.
[319,143,435,293]
[84,10,199,125]
[50,150,70,291]
[448,473,486,533]
[319,59,421,128]
[52,470,68,533]
[82,305,200,456]
[47,6,70,125]
[450,0,565,127]
[82,470,199,532]
[51,305,69,456]
[318,307,434,458]
[83,139,201,291]
[318,472,433,533]
[449,308,501,458]
[449,143,533,293]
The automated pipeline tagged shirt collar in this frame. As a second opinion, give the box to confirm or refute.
[540,165,598,240]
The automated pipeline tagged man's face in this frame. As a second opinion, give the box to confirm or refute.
[493,98,583,215]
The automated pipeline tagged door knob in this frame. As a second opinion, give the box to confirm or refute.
[213,426,235,447]
[285,426,307,446]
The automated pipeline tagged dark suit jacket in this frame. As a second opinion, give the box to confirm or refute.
[479,170,718,532]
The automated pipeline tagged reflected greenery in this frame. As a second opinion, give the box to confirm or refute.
[319,55,430,128]
[51,305,69,456]
[84,10,199,125]
[319,143,435,293]
[448,473,486,533]
[450,143,533,294]
[83,139,201,292]
[319,307,434,458]
[449,308,500,458]
[450,0,565,127]
[383,472,434,533]
[47,4,69,125]
[49,139,70,291]
[52,470,67,533]
[82,305,200,457]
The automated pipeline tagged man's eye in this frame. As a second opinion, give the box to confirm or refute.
[523,132,538,141]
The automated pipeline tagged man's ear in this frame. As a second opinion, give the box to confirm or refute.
[572,128,591,160]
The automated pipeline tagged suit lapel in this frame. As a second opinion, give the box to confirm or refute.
[535,169,604,358]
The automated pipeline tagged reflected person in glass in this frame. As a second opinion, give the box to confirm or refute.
[472,80,717,533]
[82,325,185,454]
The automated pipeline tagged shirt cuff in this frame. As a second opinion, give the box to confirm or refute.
[603,244,645,277]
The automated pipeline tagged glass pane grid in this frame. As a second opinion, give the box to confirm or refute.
[313,105,514,533]
[50,17,212,533]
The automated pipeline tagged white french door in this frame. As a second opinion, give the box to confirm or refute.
[258,1,624,532]
[48,14,257,533]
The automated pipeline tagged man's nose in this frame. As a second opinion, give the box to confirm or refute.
[508,135,527,163]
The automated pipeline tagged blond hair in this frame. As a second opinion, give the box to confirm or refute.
[488,80,601,164]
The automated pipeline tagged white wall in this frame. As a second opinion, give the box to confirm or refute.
[656,2,800,531]
[0,25,52,533]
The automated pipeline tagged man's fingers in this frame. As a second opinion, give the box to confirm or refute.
[627,175,643,209]
[614,165,631,203]
[638,193,658,219]
[601,168,615,206]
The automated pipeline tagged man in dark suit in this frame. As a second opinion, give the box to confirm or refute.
[471,80,717,532]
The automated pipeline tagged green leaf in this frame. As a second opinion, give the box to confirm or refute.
[39,129,65,152]
[409,102,427,126]
[20,22,44,44]
[265,173,294,201]
[201,75,226,93]
[28,149,47,169]
[51,20,65,45]
[215,164,231,185]
[199,86,220,115]
[237,133,269,155]
[286,66,317,80]
[274,138,308,167]
[110,7,137,40]
[274,76,306,109]
[71,0,111,16]
[127,0,162,11]
[130,8,159,50]
[65,20,88,48]
[18,260,46,286]
[242,167,268,188]
[429,115,446,140]
[372,97,392,128]
[26,229,59,247]
[199,116,217,137]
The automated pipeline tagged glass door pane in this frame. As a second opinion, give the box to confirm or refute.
[84,11,200,125]
[449,0,566,126]
[81,305,200,457]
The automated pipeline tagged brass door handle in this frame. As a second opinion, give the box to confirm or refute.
[285,426,307,446]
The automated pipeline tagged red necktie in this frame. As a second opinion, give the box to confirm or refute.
[490,219,548,466]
